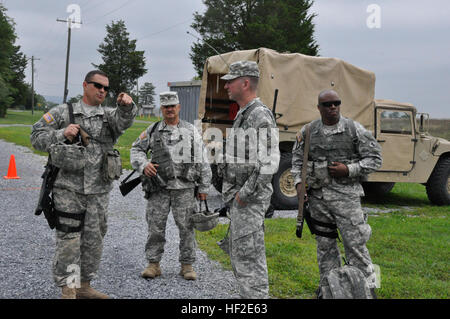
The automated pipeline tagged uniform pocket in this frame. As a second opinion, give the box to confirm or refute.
[232,231,257,260]
[102,149,122,182]
[350,214,372,245]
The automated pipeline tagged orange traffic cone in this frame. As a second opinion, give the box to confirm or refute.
[4,154,20,179]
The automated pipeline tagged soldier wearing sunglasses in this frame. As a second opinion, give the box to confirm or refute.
[31,70,137,299]
[291,89,382,298]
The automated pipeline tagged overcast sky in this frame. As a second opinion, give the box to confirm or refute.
[3,0,450,118]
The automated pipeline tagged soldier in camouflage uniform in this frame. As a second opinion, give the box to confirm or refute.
[31,70,137,299]
[130,91,211,281]
[291,89,382,297]
[220,61,280,299]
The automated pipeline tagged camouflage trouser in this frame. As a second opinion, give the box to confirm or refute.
[52,187,109,287]
[229,199,270,299]
[308,192,376,288]
[145,188,196,264]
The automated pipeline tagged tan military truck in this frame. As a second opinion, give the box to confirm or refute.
[198,48,450,209]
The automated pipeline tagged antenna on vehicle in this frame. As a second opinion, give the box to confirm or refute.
[186,31,230,69]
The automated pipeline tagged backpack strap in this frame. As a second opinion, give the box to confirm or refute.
[234,102,259,128]
[67,102,75,124]
[66,102,81,144]
[346,118,359,155]
[150,120,161,138]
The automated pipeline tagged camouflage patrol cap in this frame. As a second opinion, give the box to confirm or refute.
[220,60,259,81]
[160,91,179,106]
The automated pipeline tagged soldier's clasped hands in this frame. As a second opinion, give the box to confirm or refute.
[328,161,349,177]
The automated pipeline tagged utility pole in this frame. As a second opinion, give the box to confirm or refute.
[57,18,82,103]
[30,56,40,115]
[136,78,139,105]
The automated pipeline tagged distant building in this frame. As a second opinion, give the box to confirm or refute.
[167,80,201,124]
[139,104,155,117]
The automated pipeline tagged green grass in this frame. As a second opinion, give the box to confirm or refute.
[135,114,162,122]
[197,183,449,299]
[116,122,154,169]
[0,126,47,157]
[363,183,431,208]
[367,212,449,298]
[0,109,44,125]
[197,203,449,299]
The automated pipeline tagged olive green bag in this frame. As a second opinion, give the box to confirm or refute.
[103,149,122,182]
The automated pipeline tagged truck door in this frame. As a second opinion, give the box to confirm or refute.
[375,108,416,172]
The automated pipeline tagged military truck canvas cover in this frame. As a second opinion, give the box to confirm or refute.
[199,48,376,132]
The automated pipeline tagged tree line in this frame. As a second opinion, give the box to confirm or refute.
[1,0,318,117]
[0,4,37,117]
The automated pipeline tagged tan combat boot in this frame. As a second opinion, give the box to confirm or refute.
[76,281,109,299]
[61,285,76,299]
[141,262,162,279]
[180,264,197,280]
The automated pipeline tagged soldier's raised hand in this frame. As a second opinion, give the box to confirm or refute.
[117,92,133,107]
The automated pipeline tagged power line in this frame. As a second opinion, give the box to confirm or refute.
[138,19,192,40]
[29,56,40,115]
[83,0,138,25]
[81,0,110,13]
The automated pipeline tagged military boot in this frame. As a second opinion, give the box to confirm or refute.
[141,262,162,279]
[76,281,109,299]
[61,285,76,299]
[180,264,197,280]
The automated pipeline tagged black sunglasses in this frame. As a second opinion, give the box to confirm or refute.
[87,81,109,92]
[320,100,341,108]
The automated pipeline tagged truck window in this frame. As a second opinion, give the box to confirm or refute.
[380,110,412,134]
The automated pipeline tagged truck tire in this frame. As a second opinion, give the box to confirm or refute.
[362,182,395,197]
[426,155,450,205]
[271,153,298,210]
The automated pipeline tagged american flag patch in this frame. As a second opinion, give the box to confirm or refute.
[43,112,54,124]
[139,130,147,140]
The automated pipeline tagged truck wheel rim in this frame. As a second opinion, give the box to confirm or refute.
[280,170,296,198]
